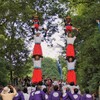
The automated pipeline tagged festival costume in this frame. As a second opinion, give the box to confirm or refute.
[32,58,42,83]
[32,18,40,35]
[32,35,43,57]
[29,90,44,100]
[49,91,62,100]
[66,36,76,57]
[66,60,76,84]
[32,19,40,30]
[82,94,93,100]
[66,24,72,32]
[13,91,25,100]
[41,91,49,100]
[62,92,70,100]
[66,70,76,85]
[73,94,82,100]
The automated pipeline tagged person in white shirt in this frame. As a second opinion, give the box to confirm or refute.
[66,57,76,70]
[23,88,29,100]
[27,84,36,95]
[32,55,43,84]
[66,57,77,85]
[66,33,76,58]
[32,31,44,58]
[68,82,81,94]
[32,56,42,68]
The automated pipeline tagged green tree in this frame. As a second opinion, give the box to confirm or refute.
[42,57,60,79]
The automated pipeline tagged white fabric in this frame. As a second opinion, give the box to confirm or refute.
[35,91,40,94]
[34,35,43,43]
[53,81,59,86]
[62,85,70,93]
[67,60,76,70]
[23,93,30,100]
[41,85,46,90]
[63,93,67,97]
[66,36,76,44]
[86,94,92,98]
[27,87,36,95]
[73,94,78,99]
[69,85,80,94]
[32,58,41,68]
[45,94,48,99]
[53,92,59,97]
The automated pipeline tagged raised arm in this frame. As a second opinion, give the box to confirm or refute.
[9,85,17,96]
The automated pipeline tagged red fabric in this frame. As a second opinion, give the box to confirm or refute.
[66,70,76,85]
[66,26,72,32]
[32,68,42,83]
[33,19,39,30]
[33,44,43,57]
[34,24,39,30]
[66,44,75,57]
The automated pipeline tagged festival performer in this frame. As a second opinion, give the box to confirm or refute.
[31,15,40,35]
[32,55,43,84]
[82,89,93,100]
[66,33,76,57]
[65,16,78,34]
[65,16,71,25]
[62,87,70,100]
[49,85,62,100]
[29,86,44,100]
[68,88,82,100]
[41,88,49,100]
[66,57,77,85]
[32,31,43,58]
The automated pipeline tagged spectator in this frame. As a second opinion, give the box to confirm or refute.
[0,85,17,100]
[23,88,29,100]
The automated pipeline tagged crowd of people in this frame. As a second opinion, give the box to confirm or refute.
[0,76,98,100]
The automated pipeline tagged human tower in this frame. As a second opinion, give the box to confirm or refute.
[65,16,79,85]
[31,15,44,84]
[31,15,79,85]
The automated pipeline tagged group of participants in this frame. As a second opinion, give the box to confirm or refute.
[30,15,79,85]
[0,77,95,100]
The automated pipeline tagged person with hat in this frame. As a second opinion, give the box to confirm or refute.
[65,16,78,34]
[31,15,40,35]
[0,85,17,100]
